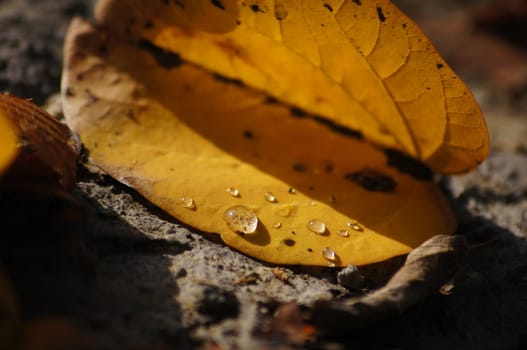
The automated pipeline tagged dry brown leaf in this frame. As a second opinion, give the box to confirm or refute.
[310,234,467,332]
[0,94,77,190]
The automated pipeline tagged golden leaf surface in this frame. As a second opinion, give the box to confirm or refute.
[94,0,489,174]
[62,8,463,266]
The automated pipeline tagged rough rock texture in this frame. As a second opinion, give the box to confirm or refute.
[2,0,527,349]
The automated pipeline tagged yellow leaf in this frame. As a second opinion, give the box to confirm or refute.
[94,0,489,174]
[63,0,489,266]
[0,104,18,176]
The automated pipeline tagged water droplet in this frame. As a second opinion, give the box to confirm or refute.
[322,247,336,261]
[337,229,350,237]
[347,220,363,231]
[223,205,258,234]
[273,222,282,229]
[278,206,292,217]
[307,219,326,235]
[226,187,240,197]
[288,188,296,194]
[264,192,277,203]
[309,201,316,206]
[178,196,196,210]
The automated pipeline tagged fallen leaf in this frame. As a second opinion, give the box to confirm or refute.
[0,94,77,190]
[310,234,467,332]
[61,0,487,266]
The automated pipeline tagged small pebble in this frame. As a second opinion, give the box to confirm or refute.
[337,264,364,290]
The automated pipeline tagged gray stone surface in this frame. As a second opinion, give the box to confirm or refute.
[2,0,527,349]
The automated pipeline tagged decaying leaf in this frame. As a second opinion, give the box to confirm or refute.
[310,234,467,332]
[0,94,77,190]
[61,0,487,266]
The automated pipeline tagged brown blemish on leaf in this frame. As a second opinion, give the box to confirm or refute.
[138,40,183,69]
[384,149,432,181]
[345,168,396,192]
[376,6,386,22]
[323,3,333,12]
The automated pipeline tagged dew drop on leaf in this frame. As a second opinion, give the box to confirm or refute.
[322,246,336,261]
[307,219,326,235]
[223,205,258,234]
[226,187,240,197]
[178,196,196,210]
[337,229,350,237]
[348,220,363,232]
[264,192,277,202]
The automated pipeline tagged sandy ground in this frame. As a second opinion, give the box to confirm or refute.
[2,0,527,349]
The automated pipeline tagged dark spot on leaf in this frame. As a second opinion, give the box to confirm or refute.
[384,149,432,181]
[139,40,183,69]
[312,115,364,140]
[307,248,313,252]
[352,0,362,5]
[243,130,254,139]
[290,107,308,118]
[64,87,75,97]
[211,0,225,10]
[76,73,84,81]
[376,7,386,22]
[345,168,396,192]
[212,73,245,87]
[324,3,333,12]
[283,239,296,246]
[293,163,308,172]
[402,23,407,29]
[436,63,444,69]
[250,4,262,12]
